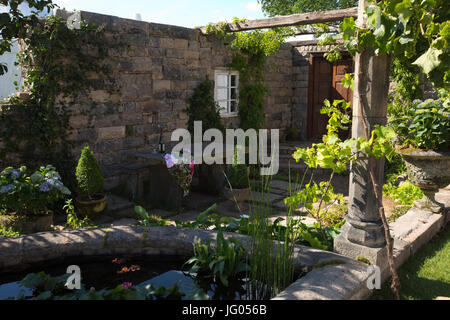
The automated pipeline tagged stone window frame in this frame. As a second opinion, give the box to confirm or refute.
[214,69,239,118]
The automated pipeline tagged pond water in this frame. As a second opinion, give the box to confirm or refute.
[0,255,247,300]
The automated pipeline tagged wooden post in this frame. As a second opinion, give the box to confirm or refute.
[334,1,391,265]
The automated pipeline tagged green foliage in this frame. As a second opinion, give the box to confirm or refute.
[75,147,104,198]
[335,0,449,93]
[383,181,423,206]
[291,99,355,174]
[184,79,224,134]
[286,77,398,250]
[64,199,92,230]
[0,0,55,57]
[285,181,335,211]
[316,193,347,228]
[225,149,249,189]
[184,230,249,288]
[205,23,290,130]
[0,165,70,215]
[0,14,116,189]
[11,271,186,300]
[0,225,21,237]
[230,29,289,130]
[258,0,357,17]
[175,203,224,229]
[390,98,450,151]
[134,206,170,227]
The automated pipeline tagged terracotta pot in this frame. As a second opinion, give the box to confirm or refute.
[223,186,251,204]
[0,211,54,234]
[398,149,450,213]
[75,194,107,220]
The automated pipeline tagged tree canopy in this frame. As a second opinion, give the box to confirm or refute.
[0,0,55,75]
[258,0,358,17]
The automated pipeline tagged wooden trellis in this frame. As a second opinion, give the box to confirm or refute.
[197,7,357,33]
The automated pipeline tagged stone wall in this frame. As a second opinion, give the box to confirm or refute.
[52,10,296,189]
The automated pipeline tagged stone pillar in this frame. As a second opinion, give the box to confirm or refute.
[334,0,391,266]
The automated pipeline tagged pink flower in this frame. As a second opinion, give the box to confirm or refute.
[122,282,133,289]
[129,265,141,272]
[164,154,178,168]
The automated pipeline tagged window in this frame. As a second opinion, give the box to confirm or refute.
[215,70,239,116]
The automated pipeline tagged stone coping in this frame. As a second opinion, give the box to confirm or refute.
[0,226,370,300]
[396,149,450,159]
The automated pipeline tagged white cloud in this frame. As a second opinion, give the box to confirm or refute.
[245,2,262,13]
[212,9,221,15]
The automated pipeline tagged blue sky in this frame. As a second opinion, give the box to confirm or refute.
[52,0,266,28]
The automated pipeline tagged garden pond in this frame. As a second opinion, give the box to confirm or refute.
[0,254,252,300]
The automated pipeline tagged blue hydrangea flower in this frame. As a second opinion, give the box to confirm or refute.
[0,184,16,194]
[30,173,43,183]
[39,181,51,192]
[9,169,21,180]
[45,171,61,180]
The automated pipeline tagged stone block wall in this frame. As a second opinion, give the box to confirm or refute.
[52,10,297,189]
[291,46,310,140]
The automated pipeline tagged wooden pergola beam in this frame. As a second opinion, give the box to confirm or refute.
[197,7,358,34]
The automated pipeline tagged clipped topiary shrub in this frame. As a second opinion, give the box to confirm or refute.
[75,146,104,199]
[184,78,225,135]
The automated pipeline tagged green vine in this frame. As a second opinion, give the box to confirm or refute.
[205,22,292,130]
[0,15,117,188]
[322,0,449,100]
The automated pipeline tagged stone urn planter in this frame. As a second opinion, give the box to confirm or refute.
[0,211,54,234]
[75,194,107,220]
[398,149,450,213]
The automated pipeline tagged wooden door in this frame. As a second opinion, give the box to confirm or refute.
[307,55,354,140]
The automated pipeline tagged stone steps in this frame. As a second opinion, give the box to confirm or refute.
[104,194,136,219]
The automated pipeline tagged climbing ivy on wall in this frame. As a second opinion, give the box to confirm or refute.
[0,15,116,188]
[205,21,291,130]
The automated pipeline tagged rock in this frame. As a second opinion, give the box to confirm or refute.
[111,218,139,226]
[104,195,136,219]
[215,200,249,218]
[248,191,283,204]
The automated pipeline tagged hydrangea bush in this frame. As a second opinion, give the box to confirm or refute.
[0,165,71,215]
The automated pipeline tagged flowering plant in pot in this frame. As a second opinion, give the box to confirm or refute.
[75,146,106,220]
[0,165,71,233]
[224,149,251,206]
[391,97,450,212]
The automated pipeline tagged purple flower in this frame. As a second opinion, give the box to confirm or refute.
[164,154,178,168]
[122,282,133,289]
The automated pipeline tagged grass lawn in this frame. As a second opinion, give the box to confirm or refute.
[371,224,450,300]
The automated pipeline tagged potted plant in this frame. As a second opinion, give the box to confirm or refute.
[75,146,107,220]
[391,98,450,212]
[223,149,251,205]
[0,165,71,233]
